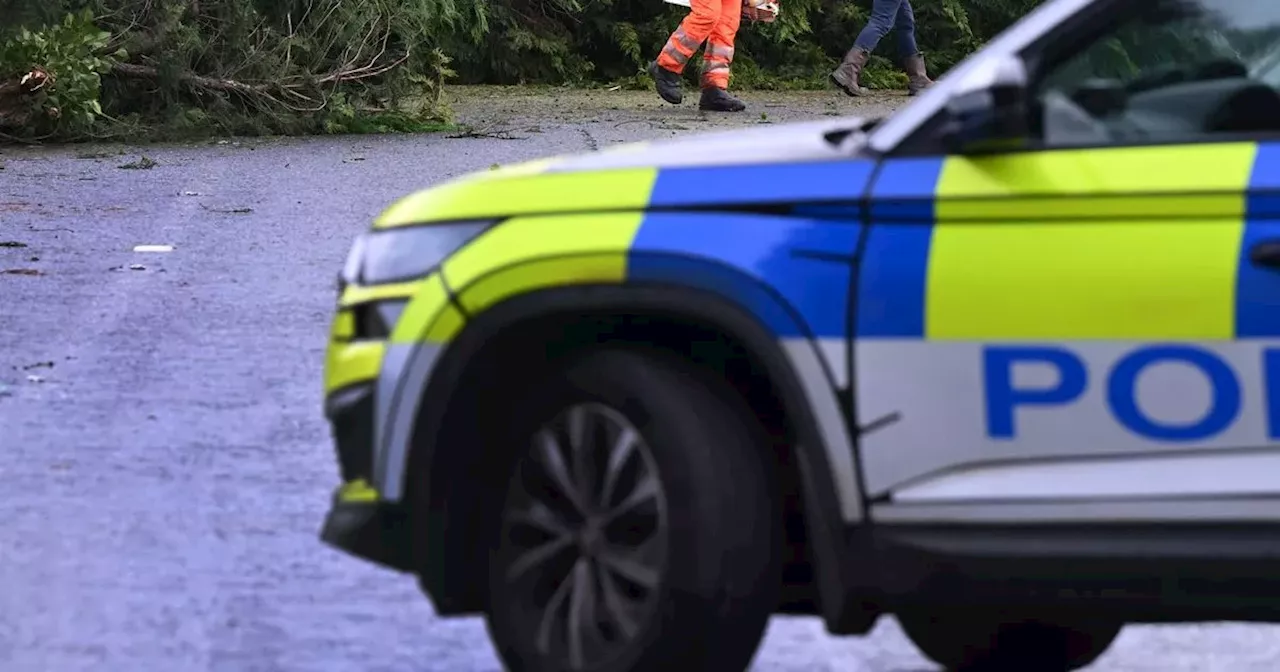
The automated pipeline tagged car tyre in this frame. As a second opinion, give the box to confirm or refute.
[484,348,782,672]
[897,608,1122,671]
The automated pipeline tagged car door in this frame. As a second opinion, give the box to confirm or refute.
[853,0,1280,522]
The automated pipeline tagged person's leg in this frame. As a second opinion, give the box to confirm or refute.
[893,0,919,58]
[894,0,933,95]
[651,0,723,104]
[831,0,903,97]
[699,0,745,111]
[855,0,905,54]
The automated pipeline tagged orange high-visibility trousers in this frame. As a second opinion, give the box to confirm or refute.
[656,0,742,90]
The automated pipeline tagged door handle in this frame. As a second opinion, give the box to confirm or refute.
[1250,239,1280,268]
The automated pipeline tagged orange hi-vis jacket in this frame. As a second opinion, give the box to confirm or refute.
[656,0,742,90]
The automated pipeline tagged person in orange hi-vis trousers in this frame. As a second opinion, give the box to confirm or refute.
[649,0,752,112]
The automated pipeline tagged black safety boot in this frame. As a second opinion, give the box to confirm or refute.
[649,61,684,105]
[699,87,746,112]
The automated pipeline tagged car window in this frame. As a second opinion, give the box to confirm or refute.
[1034,0,1280,148]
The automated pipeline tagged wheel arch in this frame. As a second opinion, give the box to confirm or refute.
[399,282,875,631]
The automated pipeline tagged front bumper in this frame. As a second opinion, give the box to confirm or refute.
[320,378,415,571]
[319,494,415,572]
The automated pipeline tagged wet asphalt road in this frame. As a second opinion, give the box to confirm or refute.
[2,89,1280,671]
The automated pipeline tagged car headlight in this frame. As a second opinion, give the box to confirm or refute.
[340,233,367,290]
[341,220,494,286]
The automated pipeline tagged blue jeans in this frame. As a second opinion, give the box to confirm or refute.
[853,0,919,59]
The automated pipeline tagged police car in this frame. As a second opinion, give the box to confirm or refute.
[320,0,1280,669]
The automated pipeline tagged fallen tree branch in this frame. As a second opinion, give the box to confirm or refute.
[109,61,305,111]
[0,129,48,144]
[110,52,411,113]
[110,61,270,96]
[316,51,409,84]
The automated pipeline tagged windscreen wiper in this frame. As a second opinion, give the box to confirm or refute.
[822,116,883,147]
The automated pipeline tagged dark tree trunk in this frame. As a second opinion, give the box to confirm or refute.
[0,67,51,130]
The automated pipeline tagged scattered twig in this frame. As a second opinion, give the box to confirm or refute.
[199,203,253,214]
[613,119,658,129]
[446,125,527,140]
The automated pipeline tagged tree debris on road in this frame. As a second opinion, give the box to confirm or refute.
[118,156,157,170]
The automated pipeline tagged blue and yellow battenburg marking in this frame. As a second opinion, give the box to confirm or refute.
[629,159,871,339]
[857,141,1280,340]
[433,159,875,340]
[326,157,875,395]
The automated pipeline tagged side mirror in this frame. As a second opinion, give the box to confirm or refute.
[941,55,1031,153]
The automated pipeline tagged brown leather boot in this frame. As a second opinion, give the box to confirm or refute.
[902,53,934,96]
[830,47,870,97]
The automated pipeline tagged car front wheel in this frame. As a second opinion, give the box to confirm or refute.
[897,608,1122,671]
[484,348,782,672]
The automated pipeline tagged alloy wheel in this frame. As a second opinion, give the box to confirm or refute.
[498,402,669,670]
